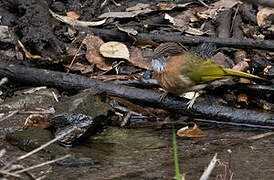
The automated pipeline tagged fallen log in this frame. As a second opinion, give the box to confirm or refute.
[77,27,274,50]
[0,61,274,129]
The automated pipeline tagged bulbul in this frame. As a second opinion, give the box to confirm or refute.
[151,42,266,108]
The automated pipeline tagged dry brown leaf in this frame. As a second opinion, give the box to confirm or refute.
[64,62,93,74]
[156,2,192,10]
[111,97,158,118]
[129,48,152,70]
[164,13,188,32]
[232,61,249,72]
[83,34,112,71]
[99,3,152,18]
[211,52,232,68]
[126,3,150,11]
[66,11,81,19]
[177,123,206,137]
[0,25,13,43]
[237,93,248,105]
[24,114,50,129]
[100,41,130,60]
[257,7,274,27]
[197,0,239,19]
[115,23,138,36]
[185,27,207,36]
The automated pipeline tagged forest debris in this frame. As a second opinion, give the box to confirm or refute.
[257,7,274,27]
[18,40,41,59]
[125,3,149,12]
[177,123,206,137]
[66,11,81,19]
[156,2,192,10]
[198,0,239,19]
[164,13,189,32]
[129,47,152,70]
[24,114,50,129]
[239,0,274,8]
[200,153,218,180]
[49,9,106,27]
[1,62,274,128]
[232,61,249,72]
[211,52,233,68]
[0,77,8,86]
[99,3,152,18]
[185,27,207,36]
[247,132,274,141]
[64,62,94,74]
[237,93,249,105]
[264,65,272,75]
[100,41,130,60]
[91,74,140,81]
[115,23,138,36]
[80,27,274,50]
[251,98,274,111]
[83,34,112,71]
[0,25,12,43]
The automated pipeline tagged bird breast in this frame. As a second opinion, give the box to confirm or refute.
[153,55,193,94]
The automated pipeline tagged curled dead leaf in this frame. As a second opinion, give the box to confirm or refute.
[237,93,248,105]
[83,34,112,71]
[100,41,130,60]
[24,114,50,129]
[257,7,274,27]
[129,48,152,70]
[177,123,206,137]
[197,0,238,19]
[49,9,106,27]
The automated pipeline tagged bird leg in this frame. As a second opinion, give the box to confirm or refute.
[182,84,207,109]
[160,91,168,101]
[186,92,200,109]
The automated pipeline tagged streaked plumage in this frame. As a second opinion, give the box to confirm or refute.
[151,42,266,106]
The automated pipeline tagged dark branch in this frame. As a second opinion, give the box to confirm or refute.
[1,61,274,129]
[77,27,274,50]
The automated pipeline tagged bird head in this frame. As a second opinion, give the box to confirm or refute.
[151,42,185,73]
[151,57,166,73]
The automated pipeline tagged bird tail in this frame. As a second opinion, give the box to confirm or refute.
[223,68,267,81]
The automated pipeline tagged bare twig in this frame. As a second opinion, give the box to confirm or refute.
[0,111,18,123]
[198,0,209,8]
[200,153,218,180]
[247,132,274,141]
[0,170,20,178]
[13,154,71,175]
[76,27,274,50]
[1,127,76,170]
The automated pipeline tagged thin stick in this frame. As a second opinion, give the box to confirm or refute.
[67,42,83,73]
[1,127,76,170]
[198,0,209,8]
[13,154,71,175]
[0,170,20,178]
[0,111,18,123]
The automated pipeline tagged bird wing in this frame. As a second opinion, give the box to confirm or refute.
[181,52,226,84]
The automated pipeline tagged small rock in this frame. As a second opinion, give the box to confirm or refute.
[51,89,113,146]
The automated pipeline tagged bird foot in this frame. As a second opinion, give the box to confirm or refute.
[186,92,200,109]
[160,91,168,101]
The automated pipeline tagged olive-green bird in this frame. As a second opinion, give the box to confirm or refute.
[151,42,266,108]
